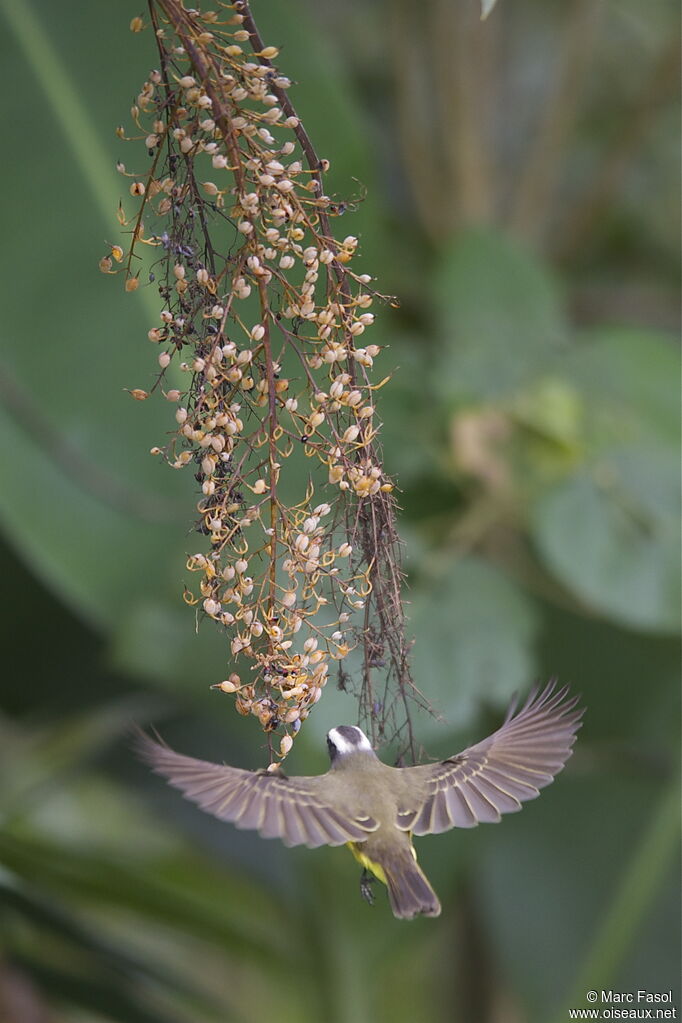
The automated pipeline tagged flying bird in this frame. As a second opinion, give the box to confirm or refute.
[136,680,582,919]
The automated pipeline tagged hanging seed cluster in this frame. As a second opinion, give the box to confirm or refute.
[104,0,425,762]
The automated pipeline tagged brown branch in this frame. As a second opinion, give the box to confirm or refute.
[233,1,340,271]
[259,279,279,623]
[508,0,601,244]
[433,0,497,229]
[155,0,247,194]
[389,0,444,242]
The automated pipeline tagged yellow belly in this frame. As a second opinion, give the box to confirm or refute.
[346,836,417,886]
[346,841,388,884]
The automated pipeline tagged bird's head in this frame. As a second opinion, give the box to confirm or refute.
[326,725,375,765]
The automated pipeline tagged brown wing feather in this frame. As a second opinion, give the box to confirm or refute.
[134,731,377,848]
[397,680,583,835]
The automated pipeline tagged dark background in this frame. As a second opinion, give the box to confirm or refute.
[0,1,679,1021]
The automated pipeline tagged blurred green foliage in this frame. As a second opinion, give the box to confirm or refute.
[0,0,679,1021]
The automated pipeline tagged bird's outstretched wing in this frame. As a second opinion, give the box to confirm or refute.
[135,731,378,848]
[396,681,583,835]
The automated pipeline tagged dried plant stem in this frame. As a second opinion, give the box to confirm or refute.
[106,0,430,762]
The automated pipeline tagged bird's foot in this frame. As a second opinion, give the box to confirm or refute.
[359,868,376,907]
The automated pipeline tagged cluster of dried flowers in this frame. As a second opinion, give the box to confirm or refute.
[103,0,425,762]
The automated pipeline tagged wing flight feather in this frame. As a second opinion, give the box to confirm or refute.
[397,680,583,835]
[135,731,377,849]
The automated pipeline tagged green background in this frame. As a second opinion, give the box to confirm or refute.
[0,1,679,1021]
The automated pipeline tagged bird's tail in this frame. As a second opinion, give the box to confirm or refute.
[383,848,441,920]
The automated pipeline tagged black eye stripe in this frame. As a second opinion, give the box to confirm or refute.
[326,726,366,760]
[335,725,362,743]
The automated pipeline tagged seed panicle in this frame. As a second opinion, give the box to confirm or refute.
[105,0,431,762]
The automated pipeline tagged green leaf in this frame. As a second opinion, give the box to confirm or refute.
[0,878,201,1004]
[564,326,680,449]
[8,952,189,1023]
[511,376,584,453]
[553,779,681,1023]
[411,555,540,734]
[433,229,567,405]
[108,600,227,688]
[478,773,680,1021]
[0,0,195,630]
[0,833,290,963]
[532,448,681,632]
[0,699,159,818]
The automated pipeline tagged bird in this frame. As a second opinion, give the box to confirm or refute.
[135,680,582,920]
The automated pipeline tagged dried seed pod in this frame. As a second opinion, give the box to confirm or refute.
[108,0,426,764]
